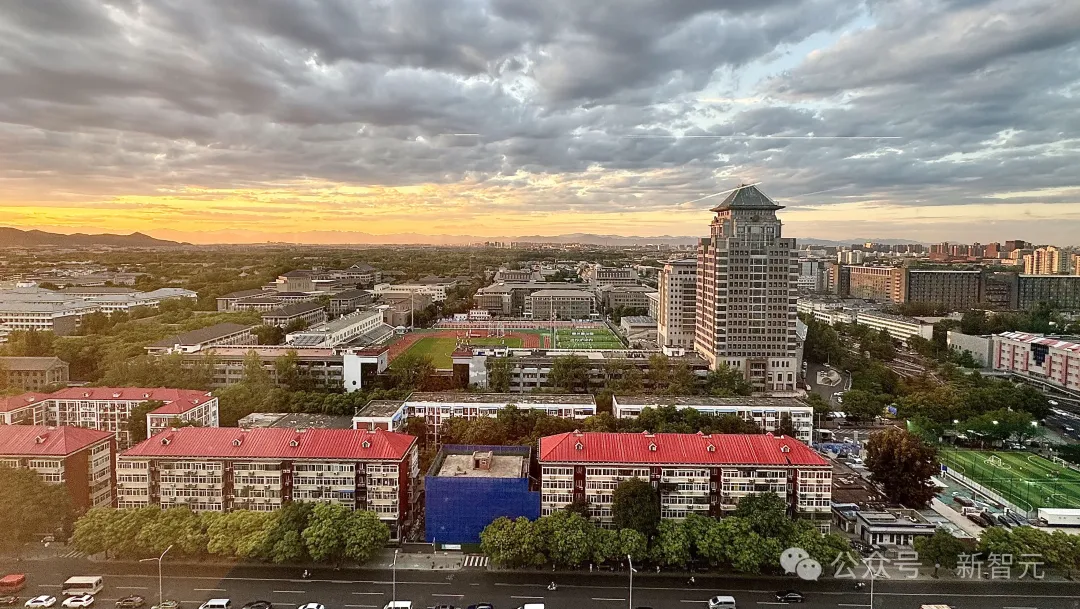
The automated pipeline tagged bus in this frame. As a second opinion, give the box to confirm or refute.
[0,574,26,594]
[62,577,103,596]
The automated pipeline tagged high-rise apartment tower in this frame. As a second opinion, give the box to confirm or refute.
[694,185,799,393]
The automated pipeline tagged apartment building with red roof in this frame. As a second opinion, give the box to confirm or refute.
[538,431,831,526]
[0,387,219,447]
[0,425,115,511]
[116,427,419,540]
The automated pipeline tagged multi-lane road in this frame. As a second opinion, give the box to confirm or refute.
[5,555,1080,609]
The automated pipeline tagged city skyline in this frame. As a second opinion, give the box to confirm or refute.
[1,1,1078,244]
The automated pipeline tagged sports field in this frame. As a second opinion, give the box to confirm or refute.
[554,326,624,349]
[939,449,1080,510]
[394,336,524,369]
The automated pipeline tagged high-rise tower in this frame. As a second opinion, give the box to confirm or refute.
[694,185,799,393]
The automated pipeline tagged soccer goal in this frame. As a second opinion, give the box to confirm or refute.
[986,455,1005,468]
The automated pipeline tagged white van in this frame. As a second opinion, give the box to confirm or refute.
[198,600,231,609]
[382,603,413,609]
[516,604,544,609]
[708,596,737,609]
[61,577,103,596]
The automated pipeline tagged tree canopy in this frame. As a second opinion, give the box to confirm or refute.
[865,428,939,508]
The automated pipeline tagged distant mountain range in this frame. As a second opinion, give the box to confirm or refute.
[0,228,186,248]
[1,226,926,248]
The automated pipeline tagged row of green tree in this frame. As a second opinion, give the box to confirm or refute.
[72,503,388,565]
[434,405,770,449]
[481,491,849,574]
[908,523,1080,576]
[487,353,753,397]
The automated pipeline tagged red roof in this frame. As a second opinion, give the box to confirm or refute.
[539,432,828,467]
[0,425,113,456]
[121,427,416,461]
[45,387,214,415]
[0,393,50,413]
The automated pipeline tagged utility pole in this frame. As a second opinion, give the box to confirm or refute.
[627,555,635,609]
[139,544,172,607]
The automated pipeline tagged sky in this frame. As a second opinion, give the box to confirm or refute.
[1,0,1079,245]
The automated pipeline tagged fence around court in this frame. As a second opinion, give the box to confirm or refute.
[939,449,1080,515]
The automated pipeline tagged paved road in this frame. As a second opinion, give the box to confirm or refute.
[5,556,1080,609]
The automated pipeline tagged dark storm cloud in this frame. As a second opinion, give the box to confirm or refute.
[0,0,1077,229]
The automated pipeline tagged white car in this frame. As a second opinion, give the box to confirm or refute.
[297,604,325,609]
[25,598,57,609]
[62,597,94,609]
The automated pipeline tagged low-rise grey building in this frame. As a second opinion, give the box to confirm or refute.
[262,302,328,328]
[0,356,70,390]
[525,289,594,320]
[145,322,257,354]
[329,289,374,317]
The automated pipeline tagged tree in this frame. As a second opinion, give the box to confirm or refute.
[619,528,649,562]
[667,363,697,395]
[261,502,312,563]
[733,492,793,540]
[253,324,285,345]
[646,354,671,392]
[342,510,390,564]
[550,355,590,393]
[704,364,753,397]
[275,350,315,392]
[536,511,594,567]
[0,466,73,553]
[841,389,886,422]
[72,507,119,557]
[126,400,166,445]
[612,478,660,538]
[776,413,797,438]
[302,503,353,565]
[914,529,966,569]
[390,352,435,389]
[206,510,275,558]
[135,507,208,557]
[650,519,691,567]
[480,516,545,568]
[865,428,939,508]
[486,357,512,392]
[564,498,592,519]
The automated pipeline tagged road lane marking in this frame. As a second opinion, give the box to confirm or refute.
[431,594,463,598]
[350,593,383,595]
[194,589,225,592]
[838,605,870,608]
[756,604,786,606]
[344,606,378,608]
[39,585,62,588]
[1003,607,1038,609]
[511,596,544,600]
[272,591,305,594]
[679,602,708,605]
[592,598,625,602]
[117,587,148,590]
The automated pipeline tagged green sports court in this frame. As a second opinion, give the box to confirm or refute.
[553,326,624,349]
[395,336,524,369]
[939,449,1080,511]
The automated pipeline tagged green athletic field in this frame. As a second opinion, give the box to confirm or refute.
[554,326,624,349]
[396,336,523,369]
[939,449,1080,511]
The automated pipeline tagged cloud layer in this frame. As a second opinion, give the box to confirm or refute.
[1,0,1078,243]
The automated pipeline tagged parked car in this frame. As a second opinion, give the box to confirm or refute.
[115,597,144,609]
[62,596,95,609]
[466,605,494,609]
[775,590,805,603]
[240,602,272,609]
[296,604,325,609]
[151,602,178,609]
[25,597,57,609]
[708,597,737,609]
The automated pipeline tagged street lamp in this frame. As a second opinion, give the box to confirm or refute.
[627,554,635,609]
[139,544,172,607]
[392,549,399,606]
